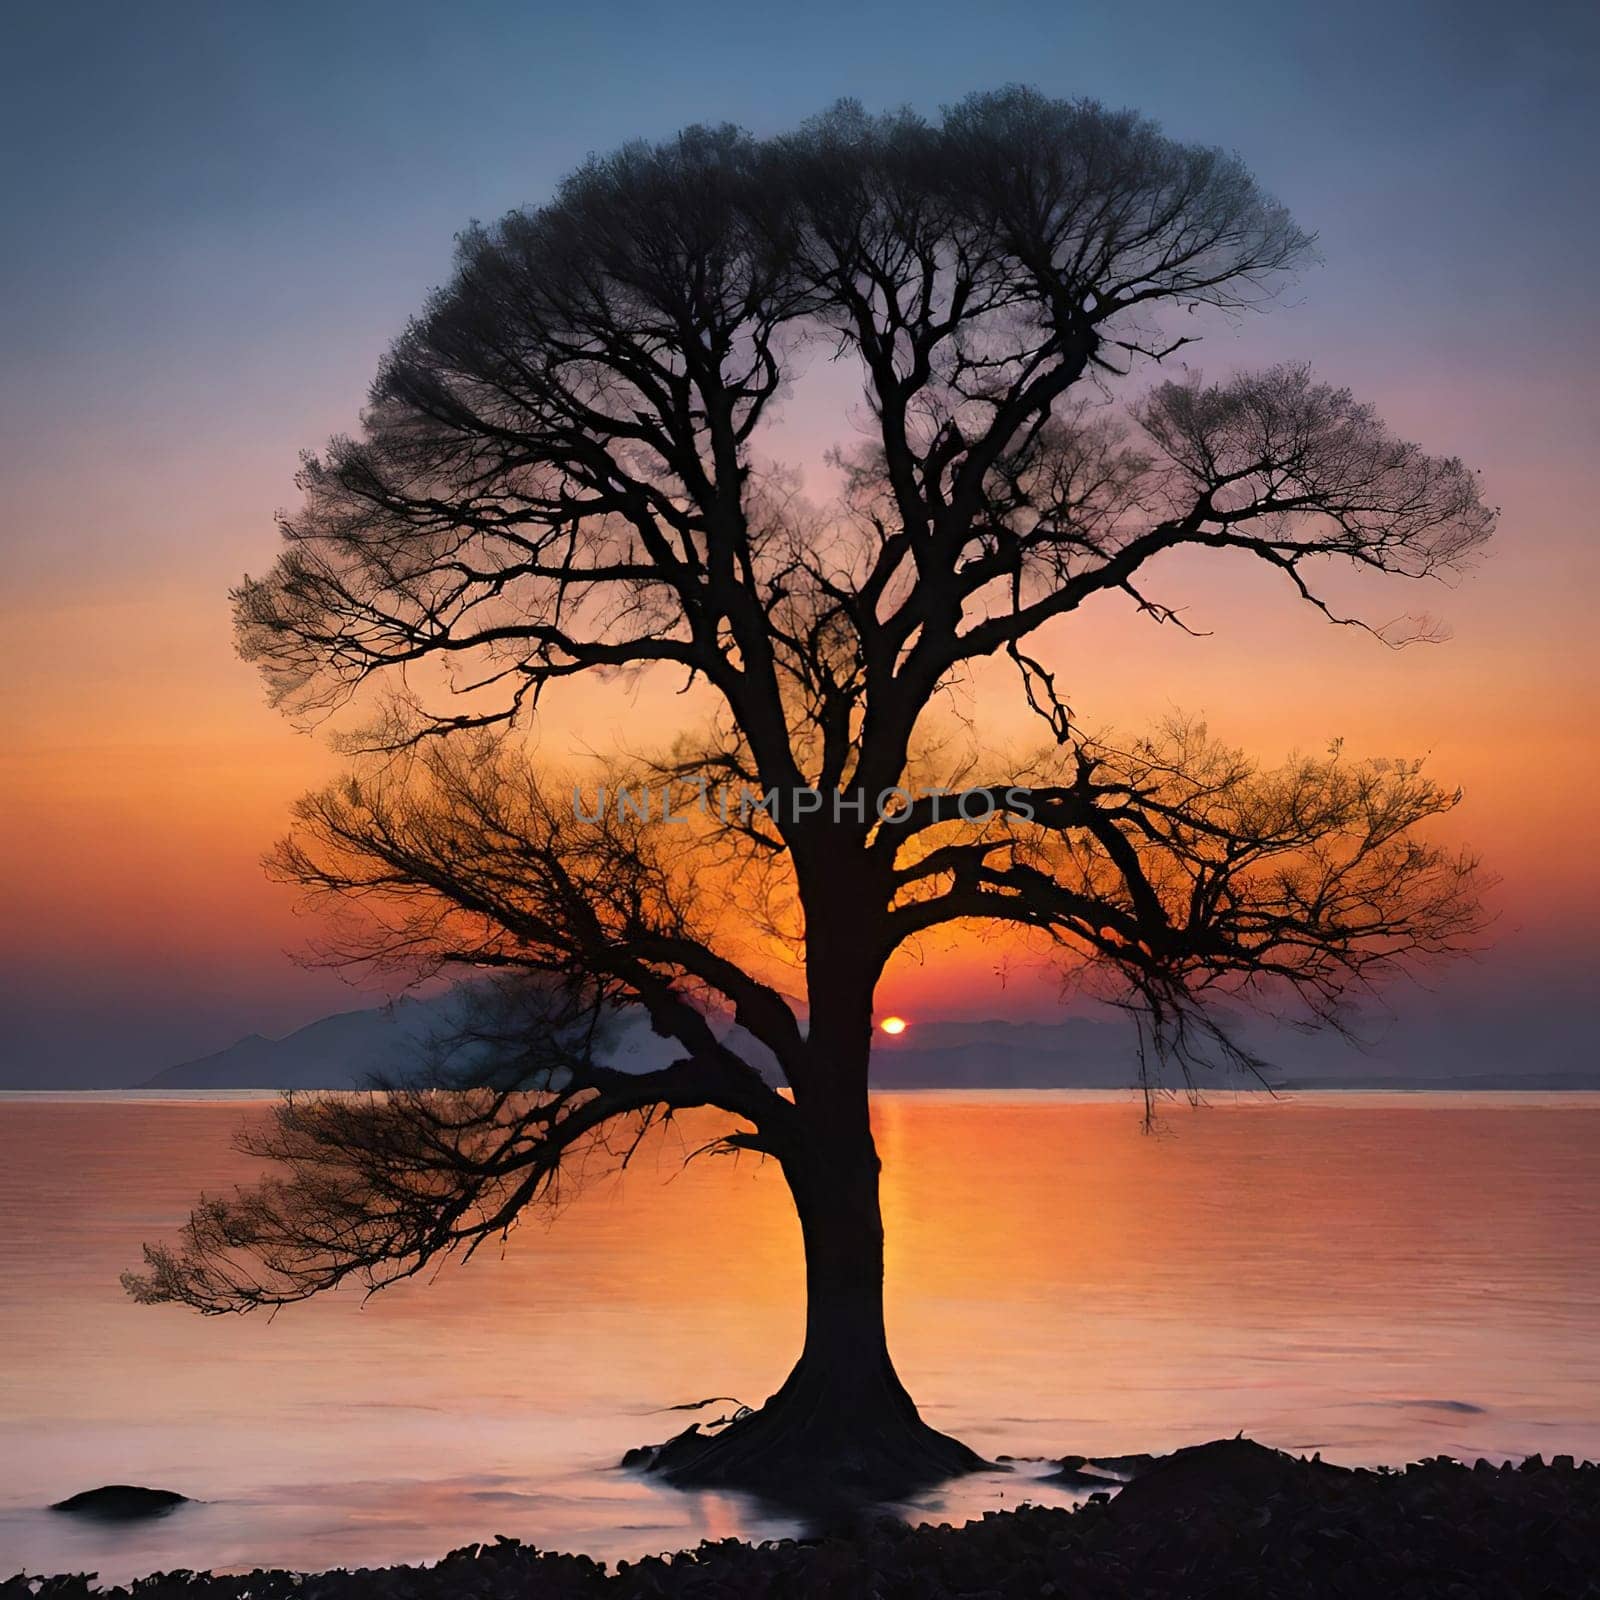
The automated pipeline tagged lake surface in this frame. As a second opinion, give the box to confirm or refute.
[2,1092,1597,1580]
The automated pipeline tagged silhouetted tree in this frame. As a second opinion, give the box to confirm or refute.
[128,90,1491,1495]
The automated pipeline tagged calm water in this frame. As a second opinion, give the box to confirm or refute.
[1,1092,1597,1580]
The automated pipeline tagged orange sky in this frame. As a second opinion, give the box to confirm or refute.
[3,340,1596,1078]
[2,6,1596,1082]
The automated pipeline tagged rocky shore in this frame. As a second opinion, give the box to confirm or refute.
[8,1439,1598,1599]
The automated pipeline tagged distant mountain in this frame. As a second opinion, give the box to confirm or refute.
[138,995,1600,1092]
[141,992,775,1091]
[139,998,1142,1092]
[862,1011,1600,1091]
[141,996,452,1090]
[867,1018,1137,1088]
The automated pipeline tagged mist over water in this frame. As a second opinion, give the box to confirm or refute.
[2,1093,1597,1581]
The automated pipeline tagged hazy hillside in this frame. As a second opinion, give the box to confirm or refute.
[141,996,452,1090]
[139,998,1141,1091]
[136,996,1600,1093]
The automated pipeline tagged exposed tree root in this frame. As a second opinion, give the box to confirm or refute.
[624,1360,990,1502]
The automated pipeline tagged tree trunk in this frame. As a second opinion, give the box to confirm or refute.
[638,1088,985,1499]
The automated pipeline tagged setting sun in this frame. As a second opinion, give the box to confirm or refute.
[879,1017,909,1035]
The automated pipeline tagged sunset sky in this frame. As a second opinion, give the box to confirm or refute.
[2,0,1595,1085]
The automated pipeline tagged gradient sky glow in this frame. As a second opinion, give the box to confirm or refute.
[2,0,1596,1083]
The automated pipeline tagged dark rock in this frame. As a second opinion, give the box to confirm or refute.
[1049,1449,1157,1488]
[1049,1459,1124,1489]
[49,1486,189,1520]
[14,1445,1600,1599]
[1109,1434,1346,1522]
[1082,1450,1158,1475]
